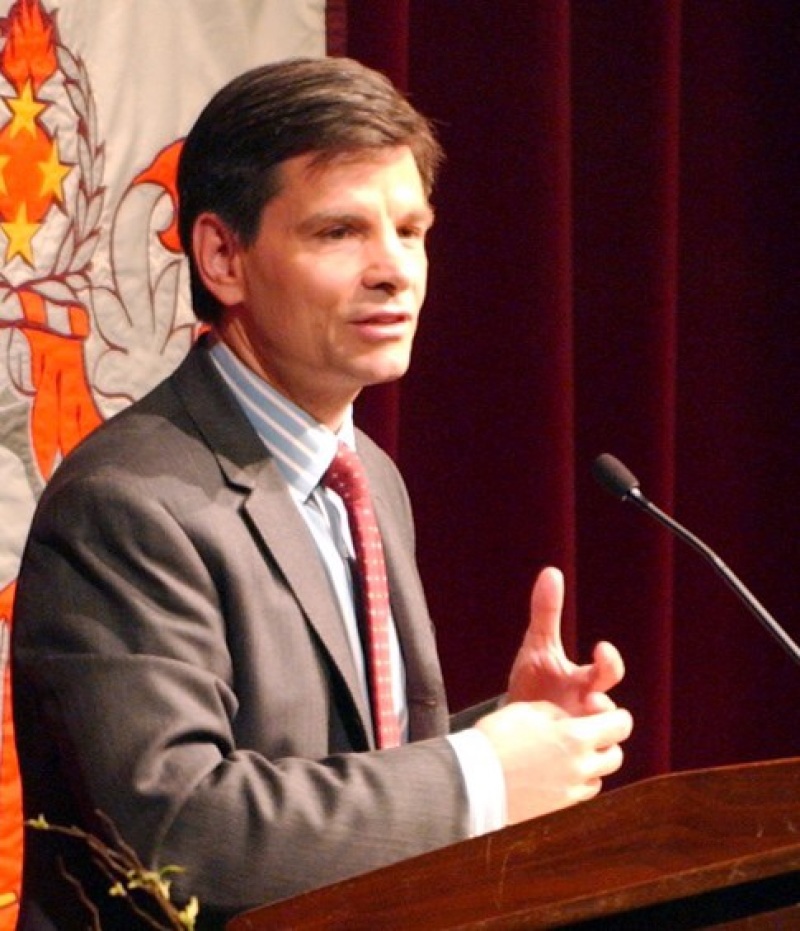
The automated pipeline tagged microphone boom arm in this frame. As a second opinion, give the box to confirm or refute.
[623,485,800,666]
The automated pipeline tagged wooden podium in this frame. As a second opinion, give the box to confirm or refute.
[228,757,800,929]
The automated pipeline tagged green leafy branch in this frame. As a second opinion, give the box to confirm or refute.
[27,813,199,930]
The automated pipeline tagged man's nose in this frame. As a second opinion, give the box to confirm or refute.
[363,230,415,292]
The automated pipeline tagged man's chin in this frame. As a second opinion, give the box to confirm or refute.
[360,364,411,388]
[353,351,413,388]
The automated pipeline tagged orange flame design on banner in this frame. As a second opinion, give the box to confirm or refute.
[0,0,102,481]
[0,2,103,924]
[0,0,59,257]
[134,139,184,254]
[0,583,20,930]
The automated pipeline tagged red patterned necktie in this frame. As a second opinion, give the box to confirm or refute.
[323,442,401,749]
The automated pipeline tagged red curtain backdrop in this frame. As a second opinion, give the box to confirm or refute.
[341,0,800,786]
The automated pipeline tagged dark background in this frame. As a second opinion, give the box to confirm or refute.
[331,0,799,786]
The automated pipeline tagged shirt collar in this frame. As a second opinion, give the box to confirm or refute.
[209,340,355,501]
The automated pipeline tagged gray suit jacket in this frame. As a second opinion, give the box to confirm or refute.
[13,341,469,930]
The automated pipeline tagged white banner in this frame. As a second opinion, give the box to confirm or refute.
[0,1,326,923]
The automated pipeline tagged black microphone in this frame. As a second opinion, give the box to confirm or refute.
[592,452,800,666]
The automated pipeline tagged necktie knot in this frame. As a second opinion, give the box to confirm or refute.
[323,442,369,509]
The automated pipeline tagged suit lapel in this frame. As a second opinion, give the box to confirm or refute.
[363,442,450,741]
[170,343,374,745]
[243,476,375,742]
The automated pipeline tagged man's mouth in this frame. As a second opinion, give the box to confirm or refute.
[351,309,414,340]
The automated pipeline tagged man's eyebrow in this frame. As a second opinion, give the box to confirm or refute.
[296,210,365,232]
[409,205,436,226]
[297,205,435,232]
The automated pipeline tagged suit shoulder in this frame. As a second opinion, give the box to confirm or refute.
[50,376,191,480]
[354,428,399,473]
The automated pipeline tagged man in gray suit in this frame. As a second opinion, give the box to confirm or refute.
[13,57,632,930]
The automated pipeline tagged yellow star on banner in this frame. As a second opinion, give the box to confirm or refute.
[5,80,46,138]
[1,202,40,264]
[0,153,9,196]
[38,139,71,202]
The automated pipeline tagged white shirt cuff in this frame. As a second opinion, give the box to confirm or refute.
[446,727,507,837]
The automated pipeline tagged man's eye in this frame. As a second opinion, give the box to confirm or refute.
[320,226,354,240]
[399,225,427,241]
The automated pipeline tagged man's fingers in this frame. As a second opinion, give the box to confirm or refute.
[583,706,634,748]
[527,566,565,648]
[586,640,626,692]
[565,707,633,755]
[583,691,616,714]
[593,742,625,781]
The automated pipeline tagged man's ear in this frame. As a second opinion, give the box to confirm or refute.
[192,212,246,308]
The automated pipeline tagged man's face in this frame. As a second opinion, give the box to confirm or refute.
[217,145,433,428]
